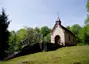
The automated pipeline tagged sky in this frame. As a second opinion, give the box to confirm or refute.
[0,0,87,31]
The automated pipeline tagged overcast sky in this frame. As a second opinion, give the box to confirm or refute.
[0,0,87,31]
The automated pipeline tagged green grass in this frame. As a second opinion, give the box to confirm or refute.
[0,45,89,64]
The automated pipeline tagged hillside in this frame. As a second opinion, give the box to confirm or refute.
[0,45,89,64]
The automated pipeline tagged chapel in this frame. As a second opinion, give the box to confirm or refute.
[51,17,76,46]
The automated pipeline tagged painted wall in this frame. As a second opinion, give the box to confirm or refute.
[51,24,76,46]
[51,25,65,46]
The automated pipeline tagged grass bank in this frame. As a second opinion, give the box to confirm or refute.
[0,45,89,64]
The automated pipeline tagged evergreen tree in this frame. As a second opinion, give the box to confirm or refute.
[0,9,10,60]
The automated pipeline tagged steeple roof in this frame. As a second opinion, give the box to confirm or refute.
[51,18,75,36]
[56,17,61,25]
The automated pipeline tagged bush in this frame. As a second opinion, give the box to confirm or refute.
[77,42,86,46]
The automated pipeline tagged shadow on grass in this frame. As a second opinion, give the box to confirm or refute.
[4,43,62,60]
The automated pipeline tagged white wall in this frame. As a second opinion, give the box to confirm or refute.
[51,25,65,46]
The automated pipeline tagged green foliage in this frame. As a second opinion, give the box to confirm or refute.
[34,27,40,33]
[40,26,50,37]
[43,33,51,43]
[40,26,51,44]
[77,42,86,46]
[16,28,27,44]
[0,9,10,60]
[8,28,27,53]
[8,26,51,53]
[85,15,89,24]
[78,24,89,44]
[70,24,82,36]
[85,0,89,24]
[66,26,70,30]
[86,0,89,12]
[23,27,41,46]
[8,31,16,53]
[69,24,82,43]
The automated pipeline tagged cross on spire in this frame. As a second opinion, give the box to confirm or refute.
[57,11,60,21]
[56,11,61,25]
[57,11,59,17]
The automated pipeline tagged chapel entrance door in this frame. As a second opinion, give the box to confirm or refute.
[55,35,60,44]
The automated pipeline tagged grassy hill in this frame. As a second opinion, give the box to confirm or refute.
[0,45,89,64]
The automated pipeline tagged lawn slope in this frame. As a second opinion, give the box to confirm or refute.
[0,45,89,64]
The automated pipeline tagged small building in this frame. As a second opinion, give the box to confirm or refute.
[51,17,76,46]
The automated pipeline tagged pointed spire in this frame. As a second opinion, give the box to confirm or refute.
[56,12,61,21]
[56,17,61,25]
[57,17,60,21]
[56,12,61,25]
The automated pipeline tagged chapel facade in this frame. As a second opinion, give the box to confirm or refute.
[51,17,76,46]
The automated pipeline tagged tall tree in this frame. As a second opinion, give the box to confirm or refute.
[0,9,10,60]
[85,0,89,24]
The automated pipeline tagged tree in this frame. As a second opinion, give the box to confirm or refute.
[85,15,89,24]
[69,24,82,43]
[16,28,27,44]
[23,27,41,46]
[78,24,89,44]
[8,28,27,53]
[85,0,89,24]
[66,26,70,30]
[8,31,16,53]
[0,9,10,60]
[40,26,51,44]
[40,26,50,37]
[34,27,40,33]
[70,24,82,36]
[43,33,51,43]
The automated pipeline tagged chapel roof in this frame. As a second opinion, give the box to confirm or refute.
[51,18,75,36]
